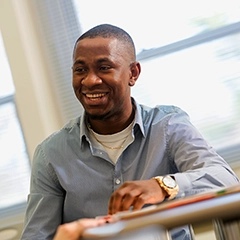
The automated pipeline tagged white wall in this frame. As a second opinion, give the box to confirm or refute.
[0,0,62,160]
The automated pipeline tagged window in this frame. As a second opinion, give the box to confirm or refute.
[0,32,30,212]
[18,0,240,165]
[74,0,240,54]
[74,0,240,164]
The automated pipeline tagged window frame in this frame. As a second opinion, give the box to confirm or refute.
[137,21,240,61]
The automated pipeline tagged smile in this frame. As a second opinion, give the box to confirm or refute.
[85,93,106,100]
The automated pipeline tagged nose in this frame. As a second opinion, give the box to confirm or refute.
[81,71,102,87]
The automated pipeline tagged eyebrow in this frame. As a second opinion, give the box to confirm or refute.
[73,59,85,66]
[96,57,111,63]
[73,57,112,66]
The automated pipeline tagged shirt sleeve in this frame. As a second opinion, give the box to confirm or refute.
[21,144,65,240]
[166,108,239,198]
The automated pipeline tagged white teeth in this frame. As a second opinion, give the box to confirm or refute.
[86,93,105,98]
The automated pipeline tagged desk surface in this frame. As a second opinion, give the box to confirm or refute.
[83,190,240,239]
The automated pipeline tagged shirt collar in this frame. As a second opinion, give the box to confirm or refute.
[132,98,145,137]
[79,112,89,147]
[79,97,145,146]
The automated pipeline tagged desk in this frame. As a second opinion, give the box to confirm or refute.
[82,191,240,240]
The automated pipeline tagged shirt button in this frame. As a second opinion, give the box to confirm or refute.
[115,179,121,185]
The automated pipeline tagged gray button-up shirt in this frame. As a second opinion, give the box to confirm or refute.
[21,99,239,239]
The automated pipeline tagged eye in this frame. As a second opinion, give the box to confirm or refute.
[74,67,87,73]
[99,65,111,71]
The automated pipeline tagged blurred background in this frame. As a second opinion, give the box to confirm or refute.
[0,0,240,239]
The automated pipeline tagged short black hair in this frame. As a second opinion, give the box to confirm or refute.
[73,24,136,60]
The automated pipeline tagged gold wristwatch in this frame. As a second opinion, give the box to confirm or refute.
[152,175,179,200]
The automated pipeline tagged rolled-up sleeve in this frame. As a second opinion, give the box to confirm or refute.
[166,109,239,197]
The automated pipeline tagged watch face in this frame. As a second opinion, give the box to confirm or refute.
[163,176,176,189]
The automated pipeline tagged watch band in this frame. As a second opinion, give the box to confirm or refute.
[152,175,179,200]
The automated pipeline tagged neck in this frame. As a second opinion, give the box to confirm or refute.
[87,105,135,135]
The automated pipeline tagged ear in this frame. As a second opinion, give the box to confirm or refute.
[129,62,141,86]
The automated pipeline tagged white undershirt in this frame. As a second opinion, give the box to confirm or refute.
[88,121,134,164]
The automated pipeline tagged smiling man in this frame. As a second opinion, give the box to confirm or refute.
[21,24,239,240]
[72,33,139,133]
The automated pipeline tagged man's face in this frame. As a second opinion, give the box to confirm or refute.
[72,37,138,121]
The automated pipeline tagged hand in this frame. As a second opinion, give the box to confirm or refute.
[108,179,167,215]
[53,218,106,240]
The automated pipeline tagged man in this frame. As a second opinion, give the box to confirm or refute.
[21,24,239,240]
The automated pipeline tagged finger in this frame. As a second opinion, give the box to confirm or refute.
[108,187,140,214]
[109,188,144,214]
[108,185,131,214]
[108,191,123,215]
[53,219,106,240]
[108,194,114,215]
[53,221,81,240]
[96,215,120,223]
[77,218,107,228]
[120,189,142,211]
[131,194,148,211]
